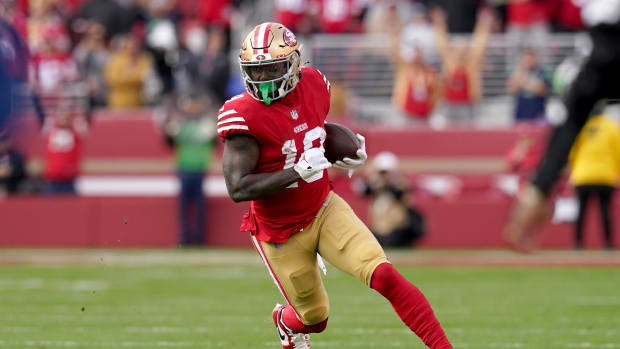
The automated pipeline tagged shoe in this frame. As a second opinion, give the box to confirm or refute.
[272,303,311,349]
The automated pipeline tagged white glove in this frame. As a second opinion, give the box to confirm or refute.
[294,147,332,182]
[334,134,367,177]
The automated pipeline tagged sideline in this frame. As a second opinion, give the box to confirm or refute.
[1,249,619,267]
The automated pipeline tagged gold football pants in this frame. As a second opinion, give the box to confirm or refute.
[251,191,389,325]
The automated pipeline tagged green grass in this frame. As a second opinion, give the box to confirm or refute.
[1,256,620,348]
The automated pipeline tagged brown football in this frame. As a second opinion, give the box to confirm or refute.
[324,122,360,163]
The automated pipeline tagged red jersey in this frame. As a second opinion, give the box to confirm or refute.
[314,0,360,33]
[508,0,553,27]
[403,70,436,119]
[198,0,232,27]
[218,67,332,243]
[44,126,82,181]
[444,68,471,104]
[275,0,308,32]
[29,52,79,94]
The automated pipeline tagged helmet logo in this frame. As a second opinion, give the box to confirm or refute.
[256,54,266,60]
[283,29,297,47]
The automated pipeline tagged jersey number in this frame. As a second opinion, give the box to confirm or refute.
[281,126,327,188]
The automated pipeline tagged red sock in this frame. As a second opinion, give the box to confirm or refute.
[281,305,328,334]
[370,263,453,349]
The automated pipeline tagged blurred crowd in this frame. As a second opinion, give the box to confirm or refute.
[0,0,240,112]
[0,0,595,200]
[374,0,585,126]
[0,0,587,115]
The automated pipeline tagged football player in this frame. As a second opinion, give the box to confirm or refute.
[505,0,620,251]
[219,23,453,349]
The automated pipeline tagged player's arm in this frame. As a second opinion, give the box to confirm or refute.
[430,7,450,66]
[469,7,494,67]
[222,133,331,202]
[222,134,300,202]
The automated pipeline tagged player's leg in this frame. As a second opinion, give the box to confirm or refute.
[193,173,206,245]
[597,185,614,249]
[532,61,616,195]
[250,224,330,335]
[575,185,590,249]
[317,192,452,349]
[177,172,192,245]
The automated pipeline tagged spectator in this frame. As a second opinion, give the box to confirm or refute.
[432,7,494,125]
[174,23,230,105]
[28,0,71,55]
[104,34,152,109]
[506,0,553,63]
[0,131,26,196]
[398,4,438,66]
[274,0,311,35]
[506,48,550,122]
[29,27,79,96]
[73,0,142,38]
[163,93,217,246]
[364,0,411,36]
[173,21,206,97]
[144,0,179,98]
[0,0,27,41]
[354,151,425,247]
[38,100,90,195]
[391,7,441,124]
[392,45,441,124]
[201,25,230,105]
[198,0,233,29]
[73,20,109,108]
[311,0,366,34]
[568,112,620,250]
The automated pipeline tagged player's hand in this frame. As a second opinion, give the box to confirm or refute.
[334,134,367,177]
[503,183,552,253]
[294,147,332,182]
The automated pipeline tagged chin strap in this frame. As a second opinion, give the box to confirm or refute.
[259,82,276,105]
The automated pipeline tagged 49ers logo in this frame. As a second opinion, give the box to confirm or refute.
[283,29,297,47]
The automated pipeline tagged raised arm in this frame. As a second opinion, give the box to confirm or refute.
[430,7,450,66]
[469,7,494,66]
[222,134,300,202]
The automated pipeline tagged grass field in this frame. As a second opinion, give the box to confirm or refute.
[1,249,619,349]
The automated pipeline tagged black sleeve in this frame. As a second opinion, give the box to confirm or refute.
[531,58,620,195]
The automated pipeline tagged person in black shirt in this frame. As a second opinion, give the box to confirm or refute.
[505,0,620,251]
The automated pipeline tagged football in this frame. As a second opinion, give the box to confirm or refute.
[324,122,360,163]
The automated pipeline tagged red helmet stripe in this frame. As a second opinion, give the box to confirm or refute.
[252,24,261,55]
[262,23,272,54]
